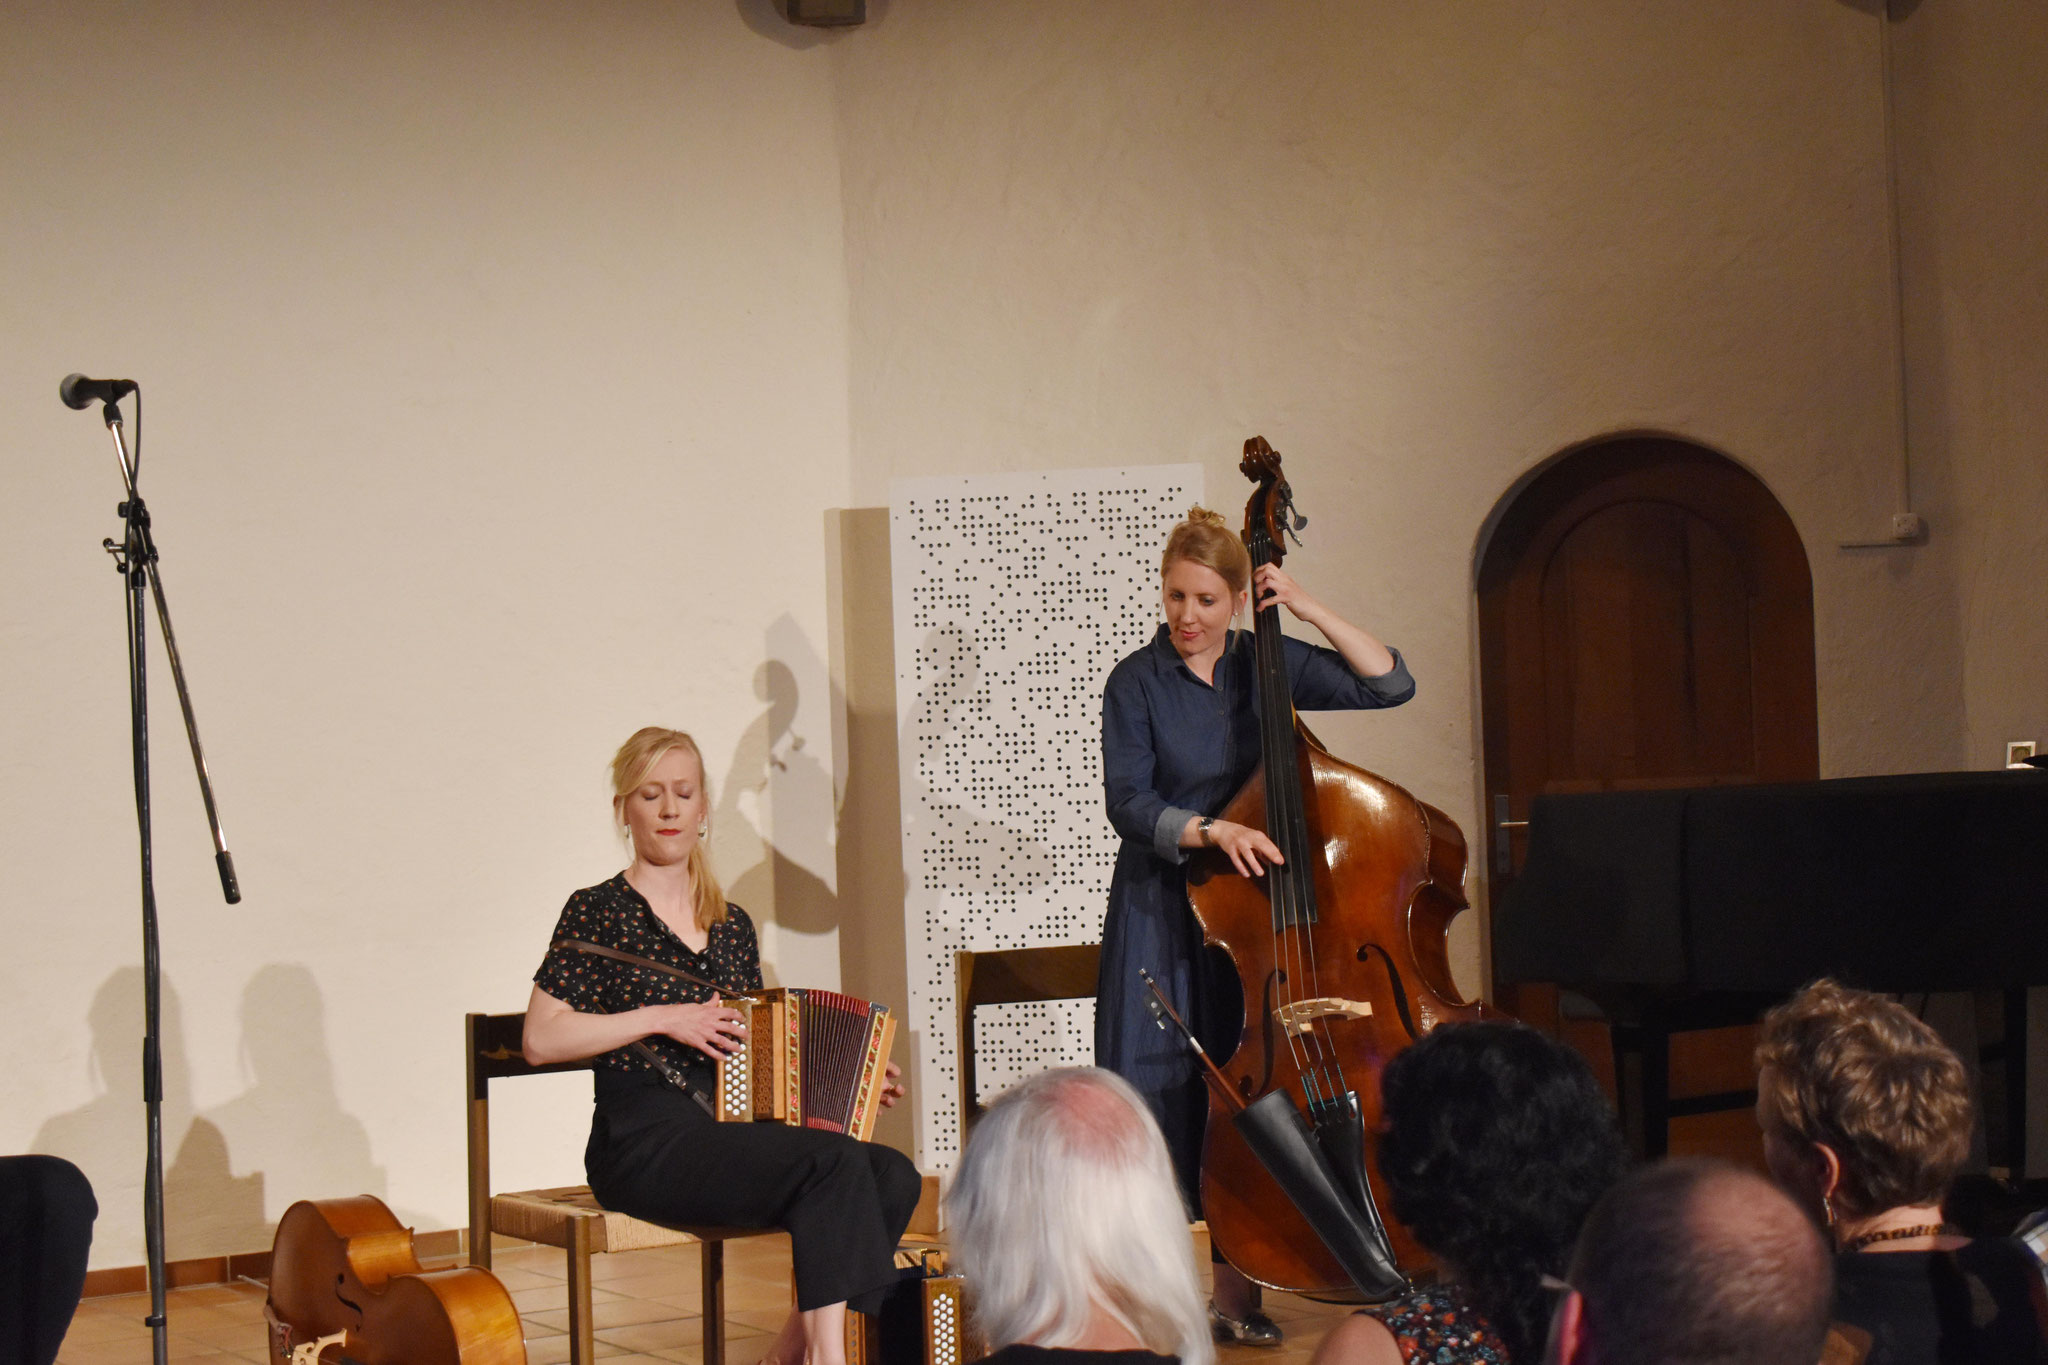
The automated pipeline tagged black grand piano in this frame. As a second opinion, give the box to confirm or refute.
[1492,769,2048,1161]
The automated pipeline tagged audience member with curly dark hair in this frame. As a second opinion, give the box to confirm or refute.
[1310,1021,1629,1365]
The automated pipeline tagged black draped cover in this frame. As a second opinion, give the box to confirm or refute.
[1494,771,2048,996]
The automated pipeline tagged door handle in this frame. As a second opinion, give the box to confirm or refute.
[1492,794,1528,878]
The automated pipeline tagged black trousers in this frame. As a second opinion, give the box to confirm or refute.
[586,1072,920,1314]
[0,1155,97,1365]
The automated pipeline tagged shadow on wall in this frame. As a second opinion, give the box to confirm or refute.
[31,965,383,1263]
[717,657,841,961]
[171,964,385,1254]
[31,969,255,1261]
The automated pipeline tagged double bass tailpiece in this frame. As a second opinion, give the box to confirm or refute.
[1140,969,1406,1302]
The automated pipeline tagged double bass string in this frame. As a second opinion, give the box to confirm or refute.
[1249,521,1312,1094]
[1251,515,1338,1106]
[1254,502,1348,1110]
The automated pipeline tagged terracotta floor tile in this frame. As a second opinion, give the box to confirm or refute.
[511,1281,626,1313]
[54,1312,151,1346]
[526,1333,634,1364]
[591,1248,698,1282]
[600,1316,772,1354]
[488,1264,567,1291]
[525,1296,697,1333]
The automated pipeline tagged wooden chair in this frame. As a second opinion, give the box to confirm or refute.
[465,1011,771,1365]
[953,944,1102,1141]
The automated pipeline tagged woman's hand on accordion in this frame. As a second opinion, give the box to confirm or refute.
[878,1061,906,1109]
[651,993,750,1057]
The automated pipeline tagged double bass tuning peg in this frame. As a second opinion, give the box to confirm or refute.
[1278,490,1308,544]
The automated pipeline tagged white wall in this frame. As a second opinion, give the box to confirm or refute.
[3,0,2038,1269]
[1892,0,2048,769]
[2,1,853,1267]
[827,0,1971,979]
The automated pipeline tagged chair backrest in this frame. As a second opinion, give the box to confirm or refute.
[953,944,1101,1142]
[466,1011,593,1268]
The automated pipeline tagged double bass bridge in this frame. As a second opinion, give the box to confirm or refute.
[1273,997,1373,1037]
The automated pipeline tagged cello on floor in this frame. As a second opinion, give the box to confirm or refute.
[265,1194,525,1365]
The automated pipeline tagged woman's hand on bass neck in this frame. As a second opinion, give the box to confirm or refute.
[1251,564,1396,679]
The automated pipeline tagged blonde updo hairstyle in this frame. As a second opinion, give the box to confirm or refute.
[610,726,727,930]
[1754,978,1973,1221]
[1162,506,1252,601]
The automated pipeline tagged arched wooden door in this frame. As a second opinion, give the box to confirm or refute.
[1477,436,1819,1158]
[1479,436,1818,924]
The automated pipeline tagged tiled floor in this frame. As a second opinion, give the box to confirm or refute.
[58,1232,1351,1365]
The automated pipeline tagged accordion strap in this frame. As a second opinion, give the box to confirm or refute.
[563,938,754,1002]
[627,1041,715,1115]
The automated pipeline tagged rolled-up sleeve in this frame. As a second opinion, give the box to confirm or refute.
[1103,659,1189,865]
[1285,640,1416,711]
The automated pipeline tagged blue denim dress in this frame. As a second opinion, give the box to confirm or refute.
[1095,624,1414,1208]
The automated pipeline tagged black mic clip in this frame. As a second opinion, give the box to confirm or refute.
[59,373,138,413]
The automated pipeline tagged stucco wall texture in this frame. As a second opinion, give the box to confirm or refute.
[2,0,2039,1268]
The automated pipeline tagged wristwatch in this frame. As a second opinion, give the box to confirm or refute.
[1198,817,1216,847]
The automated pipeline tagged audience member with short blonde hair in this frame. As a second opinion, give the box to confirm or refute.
[1755,979,2048,1364]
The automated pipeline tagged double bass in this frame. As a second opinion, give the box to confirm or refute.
[1185,439,1494,1299]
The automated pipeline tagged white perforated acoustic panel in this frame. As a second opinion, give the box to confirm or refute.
[891,465,1201,1171]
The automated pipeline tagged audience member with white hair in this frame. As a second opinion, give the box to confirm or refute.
[1545,1158,1833,1365]
[947,1066,1214,1365]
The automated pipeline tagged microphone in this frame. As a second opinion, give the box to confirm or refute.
[60,373,138,410]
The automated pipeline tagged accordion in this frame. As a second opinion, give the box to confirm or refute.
[713,988,897,1141]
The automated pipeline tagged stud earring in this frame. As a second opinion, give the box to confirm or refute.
[697,820,708,838]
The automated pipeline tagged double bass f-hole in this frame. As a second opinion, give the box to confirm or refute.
[1258,969,1284,1094]
[1354,943,1420,1041]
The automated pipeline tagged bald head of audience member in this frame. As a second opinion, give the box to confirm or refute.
[1547,1158,1832,1365]
[947,1066,1212,1365]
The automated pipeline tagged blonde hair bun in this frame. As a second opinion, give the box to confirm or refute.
[1162,506,1251,596]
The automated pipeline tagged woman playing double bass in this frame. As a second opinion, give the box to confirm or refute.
[1096,507,1415,1343]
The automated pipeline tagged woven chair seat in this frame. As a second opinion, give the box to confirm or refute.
[490,1185,760,1254]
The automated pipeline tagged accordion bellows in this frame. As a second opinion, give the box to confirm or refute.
[713,988,897,1141]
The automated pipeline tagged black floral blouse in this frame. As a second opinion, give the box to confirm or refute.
[532,873,764,1076]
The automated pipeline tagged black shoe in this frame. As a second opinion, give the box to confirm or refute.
[1209,1305,1284,1347]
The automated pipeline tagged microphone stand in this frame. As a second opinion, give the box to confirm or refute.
[91,394,241,1365]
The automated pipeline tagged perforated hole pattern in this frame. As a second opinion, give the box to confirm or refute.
[890,466,1201,1169]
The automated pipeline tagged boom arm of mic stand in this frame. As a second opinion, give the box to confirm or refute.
[102,407,241,904]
